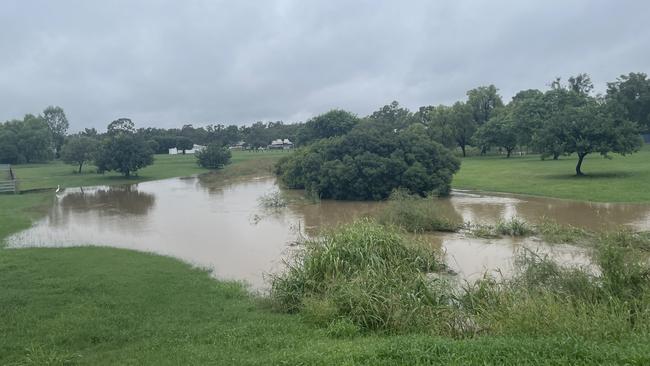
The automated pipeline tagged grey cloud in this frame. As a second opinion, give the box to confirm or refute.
[1,0,649,131]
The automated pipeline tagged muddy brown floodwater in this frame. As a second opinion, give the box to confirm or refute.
[6,175,650,289]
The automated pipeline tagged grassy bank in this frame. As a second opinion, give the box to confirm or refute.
[2,246,649,365]
[453,145,650,202]
[0,150,286,242]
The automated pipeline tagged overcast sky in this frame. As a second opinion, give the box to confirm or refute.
[1,0,649,131]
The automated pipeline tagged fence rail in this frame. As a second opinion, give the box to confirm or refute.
[0,164,17,193]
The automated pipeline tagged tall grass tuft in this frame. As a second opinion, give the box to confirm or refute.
[494,218,533,236]
[536,217,590,244]
[270,219,452,333]
[456,242,650,339]
[378,189,462,233]
[258,190,288,209]
[469,217,533,238]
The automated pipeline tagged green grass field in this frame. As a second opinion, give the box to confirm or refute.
[454,145,650,202]
[1,247,648,365]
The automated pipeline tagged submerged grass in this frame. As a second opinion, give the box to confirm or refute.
[466,216,640,249]
[468,217,534,238]
[378,189,462,233]
[258,190,288,209]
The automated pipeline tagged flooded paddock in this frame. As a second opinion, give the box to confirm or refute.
[6,174,650,289]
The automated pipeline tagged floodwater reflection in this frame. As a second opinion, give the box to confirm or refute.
[6,176,650,289]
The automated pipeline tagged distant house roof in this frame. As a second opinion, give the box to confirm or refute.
[270,138,292,145]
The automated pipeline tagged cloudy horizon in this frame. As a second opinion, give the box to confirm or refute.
[2,0,649,131]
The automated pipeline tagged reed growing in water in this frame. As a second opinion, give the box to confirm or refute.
[378,189,462,233]
[272,219,650,342]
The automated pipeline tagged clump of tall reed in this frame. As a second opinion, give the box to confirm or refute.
[455,239,650,339]
[494,218,533,236]
[258,190,288,209]
[468,217,533,238]
[468,217,592,243]
[535,218,590,244]
[270,219,453,333]
[378,189,462,233]
[599,229,650,252]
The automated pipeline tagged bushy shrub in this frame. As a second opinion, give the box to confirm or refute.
[196,144,232,169]
[275,122,460,200]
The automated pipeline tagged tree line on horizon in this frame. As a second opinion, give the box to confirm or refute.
[1,71,648,177]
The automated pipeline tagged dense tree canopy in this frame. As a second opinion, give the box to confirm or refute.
[0,114,53,164]
[42,106,69,157]
[528,76,643,174]
[276,107,460,200]
[419,102,475,156]
[96,121,154,177]
[466,85,504,126]
[60,136,97,173]
[473,109,518,158]
[296,109,359,145]
[606,72,650,132]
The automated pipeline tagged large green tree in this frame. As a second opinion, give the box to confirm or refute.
[175,136,194,154]
[532,76,642,175]
[0,115,53,164]
[473,109,518,158]
[60,136,97,173]
[606,72,650,132]
[96,120,153,177]
[564,100,641,176]
[42,106,69,157]
[449,102,475,157]
[466,85,504,126]
[275,113,460,200]
[296,109,359,145]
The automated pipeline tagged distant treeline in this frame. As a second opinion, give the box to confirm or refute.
[2,72,648,170]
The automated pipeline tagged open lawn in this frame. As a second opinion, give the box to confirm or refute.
[1,247,648,365]
[454,145,650,202]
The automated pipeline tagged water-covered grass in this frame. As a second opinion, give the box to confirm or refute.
[378,189,462,233]
[454,145,650,202]
[467,217,650,251]
[3,245,650,365]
